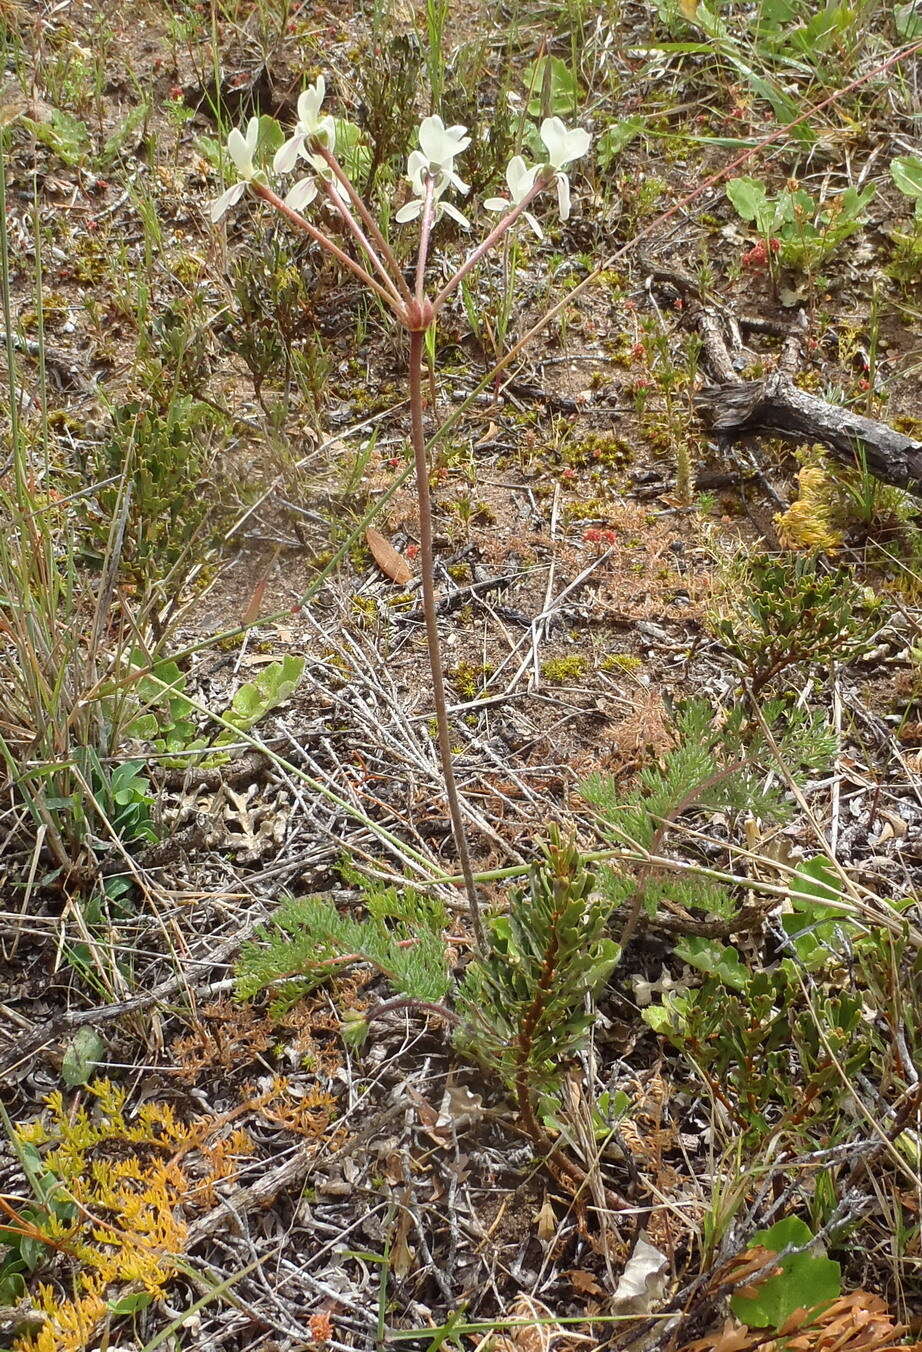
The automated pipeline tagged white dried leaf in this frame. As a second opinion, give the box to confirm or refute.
[611,1236,669,1313]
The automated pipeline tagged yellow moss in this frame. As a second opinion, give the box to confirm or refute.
[10,1075,322,1350]
[775,466,844,552]
[601,653,643,673]
[540,654,587,684]
[24,1278,108,1352]
[15,1120,51,1146]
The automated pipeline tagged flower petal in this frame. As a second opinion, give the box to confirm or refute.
[524,209,544,238]
[208,180,246,222]
[418,114,449,164]
[444,123,471,155]
[506,154,528,194]
[540,116,591,170]
[566,126,591,162]
[539,117,569,169]
[284,176,318,211]
[227,127,253,176]
[418,114,470,166]
[305,154,350,200]
[510,160,539,204]
[274,134,304,175]
[298,76,325,125]
[395,199,423,222]
[483,195,510,212]
[294,79,334,145]
[244,117,261,151]
[441,199,471,229]
[556,171,571,220]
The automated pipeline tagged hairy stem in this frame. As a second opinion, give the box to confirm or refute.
[252,182,403,316]
[408,327,484,952]
[315,144,413,303]
[315,177,404,304]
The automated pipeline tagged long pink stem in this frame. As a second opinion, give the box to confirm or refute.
[432,173,549,312]
[252,182,403,316]
[315,144,413,303]
[408,327,484,951]
[315,176,404,304]
[415,177,437,304]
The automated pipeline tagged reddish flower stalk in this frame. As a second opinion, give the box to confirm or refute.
[218,117,585,953]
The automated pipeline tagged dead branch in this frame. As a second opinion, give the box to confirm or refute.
[696,374,922,495]
[643,258,922,498]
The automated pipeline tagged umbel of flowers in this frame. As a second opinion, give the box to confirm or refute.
[209,79,591,947]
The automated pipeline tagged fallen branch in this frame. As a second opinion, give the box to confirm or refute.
[696,373,922,496]
[643,259,922,498]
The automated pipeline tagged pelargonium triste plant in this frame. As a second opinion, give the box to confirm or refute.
[208,79,591,948]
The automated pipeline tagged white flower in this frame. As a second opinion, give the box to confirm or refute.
[483,155,543,236]
[538,116,592,222]
[414,116,470,195]
[419,115,470,169]
[395,142,470,228]
[274,76,336,173]
[539,116,592,170]
[209,118,260,222]
[284,176,318,211]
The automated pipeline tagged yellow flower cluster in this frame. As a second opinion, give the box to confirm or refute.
[775,465,844,553]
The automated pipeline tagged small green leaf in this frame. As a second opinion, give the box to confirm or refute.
[895,1,922,38]
[0,1267,26,1303]
[523,56,580,116]
[340,1008,369,1049]
[597,118,645,169]
[126,712,158,740]
[641,993,691,1036]
[730,1217,840,1329]
[784,857,848,962]
[61,1027,106,1087]
[107,1291,154,1315]
[891,154,922,201]
[100,101,148,167]
[223,655,306,732]
[335,119,372,181]
[792,856,842,909]
[18,1235,49,1271]
[194,134,223,170]
[726,176,779,234]
[675,937,750,990]
[23,108,91,166]
[256,115,284,163]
